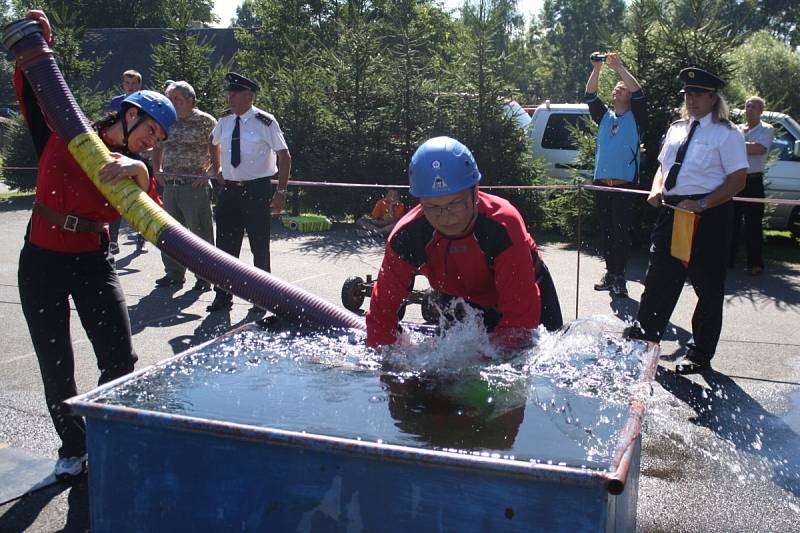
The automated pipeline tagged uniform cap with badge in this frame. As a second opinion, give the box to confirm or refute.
[225,72,260,93]
[679,67,725,93]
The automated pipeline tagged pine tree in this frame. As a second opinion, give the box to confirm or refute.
[149,0,229,117]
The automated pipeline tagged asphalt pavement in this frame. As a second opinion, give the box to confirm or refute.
[0,195,797,531]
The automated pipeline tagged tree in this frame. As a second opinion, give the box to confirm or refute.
[12,0,216,28]
[730,30,800,117]
[235,0,338,213]
[379,0,456,167]
[533,0,626,101]
[449,0,534,183]
[0,0,16,108]
[2,3,106,190]
[620,0,741,181]
[233,0,260,28]
[149,0,230,118]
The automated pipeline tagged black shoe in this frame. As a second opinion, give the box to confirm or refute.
[192,279,211,292]
[676,361,710,374]
[594,272,613,291]
[610,275,628,297]
[155,275,184,287]
[676,349,711,374]
[206,297,233,312]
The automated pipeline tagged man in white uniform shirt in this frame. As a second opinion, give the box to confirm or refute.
[729,95,774,275]
[626,67,748,373]
[207,72,292,312]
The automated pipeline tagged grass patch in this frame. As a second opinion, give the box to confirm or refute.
[763,230,800,263]
[0,190,34,200]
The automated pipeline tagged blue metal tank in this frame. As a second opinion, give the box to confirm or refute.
[67,321,658,532]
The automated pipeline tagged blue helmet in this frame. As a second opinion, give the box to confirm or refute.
[408,136,481,197]
[122,90,177,137]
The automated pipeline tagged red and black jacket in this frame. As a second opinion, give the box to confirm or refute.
[366,191,542,348]
[15,62,159,253]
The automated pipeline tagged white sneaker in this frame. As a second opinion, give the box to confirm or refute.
[54,454,87,478]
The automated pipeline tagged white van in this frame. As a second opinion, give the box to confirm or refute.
[731,110,800,234]
[505,101,591,179]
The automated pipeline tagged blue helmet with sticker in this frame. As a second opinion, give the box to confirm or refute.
[122,90,177,138]
[408,136,481,198]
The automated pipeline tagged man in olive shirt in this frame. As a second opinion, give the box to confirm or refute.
[153,81,219,290]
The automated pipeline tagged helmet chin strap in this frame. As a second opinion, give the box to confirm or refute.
[120,109,144,150]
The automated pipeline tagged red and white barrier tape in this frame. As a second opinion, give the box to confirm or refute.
[8,168,800,207]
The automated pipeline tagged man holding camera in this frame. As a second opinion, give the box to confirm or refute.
[585,52,648,298]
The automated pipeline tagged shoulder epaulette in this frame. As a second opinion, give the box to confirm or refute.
[255,111,273,126]
[719,118,734,129]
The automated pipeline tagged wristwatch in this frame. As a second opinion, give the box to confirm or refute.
[275,187,288,194]
[697,198,708,211]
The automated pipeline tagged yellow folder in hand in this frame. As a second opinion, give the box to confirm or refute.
[670,209,699,265]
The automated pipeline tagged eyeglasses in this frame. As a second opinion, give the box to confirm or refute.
[421,196,471,218]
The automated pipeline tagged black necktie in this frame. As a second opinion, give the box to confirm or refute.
[664,120,698,191]
[231,116,241,168]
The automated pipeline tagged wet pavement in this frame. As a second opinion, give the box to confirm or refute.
[0,197,797,531]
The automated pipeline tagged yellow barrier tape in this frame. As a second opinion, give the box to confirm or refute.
[67,132,175,242]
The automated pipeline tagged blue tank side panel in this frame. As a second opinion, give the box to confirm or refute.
[85,418,625,533]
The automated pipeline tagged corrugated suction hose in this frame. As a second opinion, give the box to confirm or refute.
[2,19,365,331]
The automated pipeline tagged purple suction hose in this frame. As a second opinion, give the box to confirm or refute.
[3,18,366,332]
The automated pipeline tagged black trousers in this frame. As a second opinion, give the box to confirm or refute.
[214,177,272,299]
[594,185,635,276]
[629,201,733,359]
[536,262,564,332]
[729,173,765,269]
[18,240,137,458]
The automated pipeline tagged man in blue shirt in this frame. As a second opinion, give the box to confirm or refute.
[104,69,142,114]
[585,52,648,297]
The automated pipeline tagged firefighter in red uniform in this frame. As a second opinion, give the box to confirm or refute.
[366,136,562,350]
[15,10,177,479]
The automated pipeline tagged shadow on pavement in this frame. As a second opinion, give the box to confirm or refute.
[282,225,385,259]
[0,195,34,212]
[127,286,203,335]
[656,366,800,497]
[726,263,800,310]
[609,295,638,322]
[0,475,88,532]
[111,249,147,277]
[167,306,267,355]
[168,306,232,354]
[607,294,692,348]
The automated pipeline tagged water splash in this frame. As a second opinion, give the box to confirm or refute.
[97,314,652,470]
